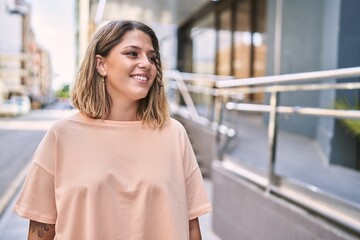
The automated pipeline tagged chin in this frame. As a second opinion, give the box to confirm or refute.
[130,87,152,100]
[133,92,150,101]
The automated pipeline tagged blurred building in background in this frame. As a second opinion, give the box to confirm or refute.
[0,0,53,108]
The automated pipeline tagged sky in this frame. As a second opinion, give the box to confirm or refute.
[26,0,76,90]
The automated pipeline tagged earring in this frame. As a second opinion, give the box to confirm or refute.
[99,74,106,83]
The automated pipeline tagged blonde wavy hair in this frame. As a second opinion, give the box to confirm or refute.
[71,20,170,127]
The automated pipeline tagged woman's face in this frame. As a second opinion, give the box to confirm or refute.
[97,30,157,105]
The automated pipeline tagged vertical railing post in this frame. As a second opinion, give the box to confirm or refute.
[266,90,279,193]
[173,70,200,122]
[173,79,182,107]
[214,95,224,127]
[208,82,217,122]
[215,94,226,160]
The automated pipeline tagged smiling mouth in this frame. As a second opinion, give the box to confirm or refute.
[131,75,149,81]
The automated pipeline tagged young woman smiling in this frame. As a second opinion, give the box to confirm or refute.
[14,20,212,240]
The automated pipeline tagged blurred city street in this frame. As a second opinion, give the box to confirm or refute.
[0,106,73,213]
[0,104,73,239]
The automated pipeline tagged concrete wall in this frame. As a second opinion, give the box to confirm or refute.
[212,161,359,240]
[173,115,216,177]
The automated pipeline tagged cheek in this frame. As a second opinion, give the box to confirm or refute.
[151,67,158,81]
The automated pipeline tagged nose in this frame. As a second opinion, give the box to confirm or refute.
[137,55,151,69]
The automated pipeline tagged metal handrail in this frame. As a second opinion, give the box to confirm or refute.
[164,70,201,122]
[164,70,237,161]
[164,70,235,84]
[163,68,360,234]
[215,66,360,88]
[226,102,360,119]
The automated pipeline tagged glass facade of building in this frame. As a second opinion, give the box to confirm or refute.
[178,0,266,76]
[178,0,267,102]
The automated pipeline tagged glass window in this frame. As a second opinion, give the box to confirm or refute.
[217,8,232,76]
[234,0,251,78]
[178,28,193,72]
[191,13,216,74]
[252,0,267,103]
[253,0,267,78]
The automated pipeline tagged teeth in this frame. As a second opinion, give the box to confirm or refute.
[133,75,148,81]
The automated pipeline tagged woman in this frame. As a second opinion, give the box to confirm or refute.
[13,20,212,240]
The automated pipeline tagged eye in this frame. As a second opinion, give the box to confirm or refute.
[125,51,138,57]
[148,56,156,64]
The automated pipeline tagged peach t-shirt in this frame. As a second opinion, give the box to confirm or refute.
[14,113,212,240]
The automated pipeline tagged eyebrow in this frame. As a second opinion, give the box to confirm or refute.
[124,45,156,54]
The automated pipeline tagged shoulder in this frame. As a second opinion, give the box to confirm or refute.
[163,118,186,133]
[169,118,184,128]
[47,111,81,134]
[159,118,191,145]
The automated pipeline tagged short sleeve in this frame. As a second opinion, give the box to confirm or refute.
[13,128,57,224]
[180,126,200,178]
[13,162,57,224]
[179,125,212,220]
[31,128,56,175]
[186,168,212,220]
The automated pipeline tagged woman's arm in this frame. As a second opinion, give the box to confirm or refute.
[28,220,55,240]
[189,218,202,240]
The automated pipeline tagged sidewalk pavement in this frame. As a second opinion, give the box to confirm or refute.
[0,191,27,240]
[0,178,220,240]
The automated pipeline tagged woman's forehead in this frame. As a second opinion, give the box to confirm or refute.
[116,30,155,50]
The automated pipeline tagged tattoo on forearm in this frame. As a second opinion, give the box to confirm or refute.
[30,221,55,238]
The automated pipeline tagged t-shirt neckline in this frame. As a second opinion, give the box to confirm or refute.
[75,112,143,126]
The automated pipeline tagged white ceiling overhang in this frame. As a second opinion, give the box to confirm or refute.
[91,0,210,25]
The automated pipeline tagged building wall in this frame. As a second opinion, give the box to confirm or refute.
[330,0,360,169]
[316,0,340,162]
[0,1,53,106]
[0,2,22,53]
[267,0,360,169]
[76,0,90,68]
[266,0,328,138]
[0,1,23,98]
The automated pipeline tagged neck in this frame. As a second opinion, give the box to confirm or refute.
[107,100,139,121]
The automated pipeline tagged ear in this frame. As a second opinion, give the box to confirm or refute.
[95,55,107,76]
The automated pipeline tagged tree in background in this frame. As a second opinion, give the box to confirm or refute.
[56,84,70,99]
